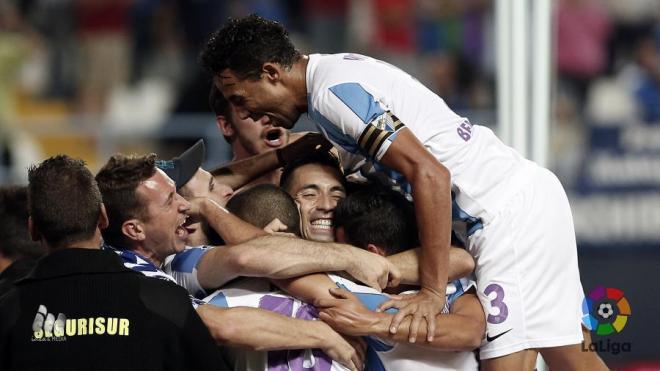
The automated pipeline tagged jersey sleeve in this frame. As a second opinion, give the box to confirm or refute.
[312,83,406,161]
[162,246,213,299]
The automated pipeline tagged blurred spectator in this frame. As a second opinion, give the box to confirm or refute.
[75,0,133,114]
[557,0,612,105]
[303,0,348,53]
[0,186,45,295]
[632,37,660,123]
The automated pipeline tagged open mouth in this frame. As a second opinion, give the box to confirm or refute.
[264,128,284,148]
[175,217,190,239]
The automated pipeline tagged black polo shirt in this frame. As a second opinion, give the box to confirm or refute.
[0,248,225,371]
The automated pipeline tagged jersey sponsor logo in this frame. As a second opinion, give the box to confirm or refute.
[485,328,513,342]
[31,305,130,342]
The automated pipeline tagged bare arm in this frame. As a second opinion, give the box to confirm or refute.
[210,133,332,190]
[197,235,400,291]
[316,288,485,351]
[196,305,363,371]
[192,197,267,245]
[378,127,452,341]
[388,247,474,285]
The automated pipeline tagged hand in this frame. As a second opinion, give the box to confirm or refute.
[345,247,401,291]
[263,218,289,234]
[277,132,333,165]
[316,320,365,371]
[377,287,445,343]
[316,287,379,337]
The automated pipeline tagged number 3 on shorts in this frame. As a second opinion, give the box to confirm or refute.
[484,283,509,324]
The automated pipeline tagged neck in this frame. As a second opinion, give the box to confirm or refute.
[231,142,254,161]
[291,55,310,113]
[47,229,102,251]
[132,245,163,267]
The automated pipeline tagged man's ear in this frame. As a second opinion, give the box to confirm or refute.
[98,203,109,230]
[216,115,234,138]
[367,243,387,257]
[262,63,281,83]
[121,219,145,242]
[28,216,40,242]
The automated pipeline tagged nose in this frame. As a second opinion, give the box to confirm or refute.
[177,193,191,212]
[258,115,271,125]
[316,193,335,212]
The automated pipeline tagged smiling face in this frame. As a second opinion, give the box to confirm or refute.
[136,169,191,263]
[286,163,346,242]
[216,68,301,129]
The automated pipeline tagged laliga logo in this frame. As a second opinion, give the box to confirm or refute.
[581,286,632,355]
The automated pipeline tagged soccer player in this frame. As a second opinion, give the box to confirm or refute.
[200,15,606,370]
[210,83,301,187]
[95,153,398,370]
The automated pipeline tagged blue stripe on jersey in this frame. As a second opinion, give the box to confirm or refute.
[446,279,466,305]
[328,83,385,125]
[372,162,412,195]
[207,292,229,308]
[336,283,398,315]
[451,192,484,236]
[169,247,206,273]
[308,108,362,154]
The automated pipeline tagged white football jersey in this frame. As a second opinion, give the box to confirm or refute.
[328,275,479,371]
[306,53,529,234]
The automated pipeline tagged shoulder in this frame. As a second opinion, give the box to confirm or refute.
[137,276,195,328]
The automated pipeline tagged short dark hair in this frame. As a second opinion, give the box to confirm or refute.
[27,155,102,249]
[209,83,233,144]
[334,185,418,256]
[226,184,300,236]
[280,151,345,193]
[200,14,301,79]
[0,186,44,258]
[95,154,157,248]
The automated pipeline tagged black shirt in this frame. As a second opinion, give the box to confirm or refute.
[0,258,36,297]
[0,248,225,371]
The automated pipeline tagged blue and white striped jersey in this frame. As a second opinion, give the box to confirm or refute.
[103,243,210,308]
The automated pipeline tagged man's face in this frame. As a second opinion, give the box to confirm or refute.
[216,68,301,129]
[181,168,234,206]
[225,105,290,156]
[136,169,191,261]
[180,168,233,246]
[286,164,346,242]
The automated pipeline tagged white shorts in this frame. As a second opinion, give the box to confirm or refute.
[467,163,585,360]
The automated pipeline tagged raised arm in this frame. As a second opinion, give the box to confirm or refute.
[377,127,452,342]
[210,132,332,190]
[196,305,363,371]
[388,247,474,285]
[196,235,400,291]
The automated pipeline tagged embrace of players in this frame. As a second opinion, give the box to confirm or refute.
[0,14,609,371]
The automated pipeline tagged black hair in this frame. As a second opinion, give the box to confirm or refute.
[200,14,301,79]
[209,83,233,144]
[334,185,418,256]
[280,151,345,193]
[226,184,300,236]
[28,155,102,249]
[0,186,44,259]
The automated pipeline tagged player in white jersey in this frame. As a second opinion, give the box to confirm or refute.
[200,15,608,370]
